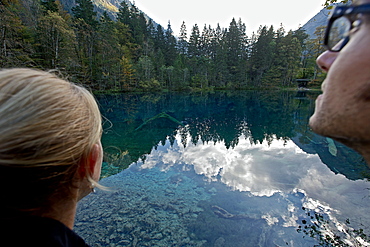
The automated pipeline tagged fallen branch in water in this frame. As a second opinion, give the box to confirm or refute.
[135,112,184,131]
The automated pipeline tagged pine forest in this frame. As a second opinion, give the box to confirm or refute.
[1,0,327,91]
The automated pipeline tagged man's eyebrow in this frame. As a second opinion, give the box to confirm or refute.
[354,0,369,6]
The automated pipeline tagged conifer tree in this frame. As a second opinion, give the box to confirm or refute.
[95,12,123,88]
[248,25,275,86]
[153,24,165,52]
[188,24,200,58]
[177,21,188,55]
[117,1,130,24]
[72,0,100,83]
[266,31,302,86]
[212,24,229,86]
[225,18,247,85]
[164,21,177,66]
[72,0,98,28]
[36,9,76,69]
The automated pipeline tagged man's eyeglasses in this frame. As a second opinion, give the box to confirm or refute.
[324,4,370,52]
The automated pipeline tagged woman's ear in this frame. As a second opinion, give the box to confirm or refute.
[87,142,103,182]
[76,142,103,200]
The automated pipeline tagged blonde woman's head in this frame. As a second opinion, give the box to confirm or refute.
[0,68,102,214]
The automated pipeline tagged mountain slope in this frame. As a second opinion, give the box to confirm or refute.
[301,7,330,38]
[59,0,152,22]
[301,1,352,38]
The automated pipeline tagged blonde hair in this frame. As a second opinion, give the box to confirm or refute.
[0,68,102,213]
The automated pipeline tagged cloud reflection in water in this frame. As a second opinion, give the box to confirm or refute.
[140,132,370,240]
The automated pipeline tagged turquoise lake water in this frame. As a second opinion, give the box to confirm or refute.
[75,91,370,247]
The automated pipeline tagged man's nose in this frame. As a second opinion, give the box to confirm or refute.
[316,50,338,72]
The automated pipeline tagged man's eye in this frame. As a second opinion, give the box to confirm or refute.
[346,19,362,36]
[352,19,362,28]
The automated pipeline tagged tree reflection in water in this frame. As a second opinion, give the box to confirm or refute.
[98,91,368,180]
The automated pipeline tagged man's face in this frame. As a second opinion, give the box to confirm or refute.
[309,0,370,147]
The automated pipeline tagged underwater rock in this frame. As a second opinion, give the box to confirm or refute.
[208,187,217,194]
[123,223,134,232]
[75,167,211,246]
[212,205,252,220]
[214,237,225,247]
[152,233,163,240]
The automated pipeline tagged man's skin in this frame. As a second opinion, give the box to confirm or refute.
[310,0,370,166]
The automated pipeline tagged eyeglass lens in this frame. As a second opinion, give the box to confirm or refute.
[328,17,352,51]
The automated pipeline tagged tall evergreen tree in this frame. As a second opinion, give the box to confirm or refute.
[177,21,188,55]
[151,24,166,78]
[72,0,99,83]
[72,0,98,28]
[94,12,124,89]
[117,1,130,24]
[153,24,165,52]
[212,24,229,86]
[200,24,213,57]
[188,24,200,58]
[36,9,76,69]
[225,18,247,85]
[164,21,177,66]
[248,25,275,85]
[266,31,302,86]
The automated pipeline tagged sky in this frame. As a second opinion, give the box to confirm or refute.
[132,0,326,36]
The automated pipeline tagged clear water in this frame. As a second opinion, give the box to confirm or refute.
[75,91,370,247]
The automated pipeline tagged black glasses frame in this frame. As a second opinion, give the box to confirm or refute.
[324,4,370,52]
